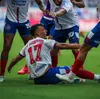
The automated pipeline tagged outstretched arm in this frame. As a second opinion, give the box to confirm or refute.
[49,8,66,18]
[54,43,80,50]
[70,0,85,8]
[8,54,24,73]
[34,0,45,12]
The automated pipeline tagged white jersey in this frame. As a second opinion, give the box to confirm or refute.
[6,0,31,23]
[20,37,56,78]
[49,0,79,30]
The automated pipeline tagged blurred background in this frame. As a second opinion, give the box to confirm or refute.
[0,0,99,32]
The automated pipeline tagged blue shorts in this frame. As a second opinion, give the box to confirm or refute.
[34,66,70,84]
[84,21,100,47]
[53,26,79,43]
[4,17,31,36]
[40,17,55,36]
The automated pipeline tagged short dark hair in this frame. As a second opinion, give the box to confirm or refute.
[30,24,43,36]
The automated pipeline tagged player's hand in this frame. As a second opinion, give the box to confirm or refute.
[43,10,50,15]
[49,12,57,18]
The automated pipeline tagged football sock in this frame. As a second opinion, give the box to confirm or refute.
[51,55,58,67]
[72,51,84,69]
[76,69,94,80]
[94,74,100,81]
[72,59,84,73]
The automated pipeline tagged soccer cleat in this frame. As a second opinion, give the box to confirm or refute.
[18,66,30,75]
[74,78,86,83]
[56,74,74,83]
[80,78,86,83]
[98,75,100,83]
[0,76,4,82]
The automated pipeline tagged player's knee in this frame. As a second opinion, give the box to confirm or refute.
[80,43,92,52]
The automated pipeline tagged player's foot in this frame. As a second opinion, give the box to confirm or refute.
[97,75,100,83]
[80,78,86,82]
[74,78,86,83]
[56,74,74,83]
[18,66,30,75]
[0,76,4,82]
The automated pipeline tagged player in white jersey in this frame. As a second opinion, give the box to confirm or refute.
[18,0,85,74]
[55,1,100,83]
[46,0,85,68]
[0,0,46,82]
[7,24,100,84]
[7,24,79,84]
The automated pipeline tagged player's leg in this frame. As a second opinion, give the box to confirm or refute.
[68,26,84,69]
[49,22,59,67]
[56,21,100,83]
[68,26,79,58]
[34,66,70,84]
[79,31,85,38]
[53,29,67,67]
[0,18,16,82]
[56,68,100,83]
[17,20,32,74]
[70,21,100,78]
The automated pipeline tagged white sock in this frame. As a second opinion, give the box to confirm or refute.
[94,74,100,81]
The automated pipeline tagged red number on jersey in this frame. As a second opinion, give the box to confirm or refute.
[28,44,42,64]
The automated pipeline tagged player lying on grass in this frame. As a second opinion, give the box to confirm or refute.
[7,24,100,84]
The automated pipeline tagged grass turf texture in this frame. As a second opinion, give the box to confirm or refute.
[0,32,100,99]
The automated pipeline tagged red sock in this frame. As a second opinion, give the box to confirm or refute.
[72,51,84,69]
[76,69,94,80]
[51,55,58,67]
[72,59,84,73]
[0,60,7,76]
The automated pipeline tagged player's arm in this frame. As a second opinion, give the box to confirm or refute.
[34,0,45,13]
[49,0,72,18]
[70,0,85,8]
[49,8,66,18]
[8,54,25,73]
[54,43,80,50]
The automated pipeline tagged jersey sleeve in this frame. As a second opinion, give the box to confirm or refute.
[19,44,27,57]
[61,0,72,12]
[44,39,56,50]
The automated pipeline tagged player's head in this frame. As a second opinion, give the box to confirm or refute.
[53,0,62,6]
[30,24,47,39]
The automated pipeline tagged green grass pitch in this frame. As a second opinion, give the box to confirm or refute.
[0,32,100,99]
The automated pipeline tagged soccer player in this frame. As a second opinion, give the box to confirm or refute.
[17,0,57,75]
[18,0,85,74]
[0,0,46,82]
[46,0,85,65]
[7,24,100,84]
[55,1,100,83]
